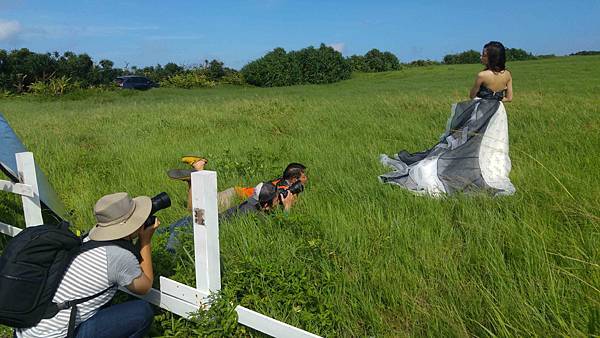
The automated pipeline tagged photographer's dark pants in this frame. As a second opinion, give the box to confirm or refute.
[74,300,153,338]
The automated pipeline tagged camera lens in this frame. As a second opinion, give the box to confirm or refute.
[150,192,171,214]
[289,182,304,195]
[144,192,171,228]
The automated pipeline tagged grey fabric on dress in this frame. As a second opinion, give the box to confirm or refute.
[379,87,515,196]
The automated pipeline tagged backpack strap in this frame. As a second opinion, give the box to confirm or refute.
[81,239,142,262]
[59,287,113,338]
[42,286,113,338]
[44,238,141,337]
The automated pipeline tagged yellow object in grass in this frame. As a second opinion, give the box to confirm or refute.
[181,155,208,166]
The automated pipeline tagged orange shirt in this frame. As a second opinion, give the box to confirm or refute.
[234,186,255,198]
[235,179,285,198]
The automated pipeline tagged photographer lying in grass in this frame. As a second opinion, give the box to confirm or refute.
[163,181,294,252]
[163,157,308,252]
[168,156,307,210]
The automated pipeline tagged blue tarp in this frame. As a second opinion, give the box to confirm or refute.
[0,112,67,221]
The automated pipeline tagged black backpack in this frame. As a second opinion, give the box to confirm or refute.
[0,222,139,336]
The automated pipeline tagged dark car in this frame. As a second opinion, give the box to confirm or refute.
[115,76,158,90]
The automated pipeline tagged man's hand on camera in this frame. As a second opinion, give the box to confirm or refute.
[138,218,159,247]
[129,217,159,295]
[281,192,296,212]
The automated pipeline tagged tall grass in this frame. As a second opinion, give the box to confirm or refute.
[1,56,598,336]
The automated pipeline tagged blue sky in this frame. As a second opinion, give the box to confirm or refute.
[1,0,599,69]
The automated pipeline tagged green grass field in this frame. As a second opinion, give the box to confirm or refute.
[1,56,599,337]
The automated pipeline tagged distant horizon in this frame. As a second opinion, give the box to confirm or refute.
[1,45,596,71]
[1,0,599,69]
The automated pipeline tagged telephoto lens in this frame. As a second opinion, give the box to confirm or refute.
[279,181,304,199]
[150,192,171,214]
[143,192,171,228]
[288,181,304,195]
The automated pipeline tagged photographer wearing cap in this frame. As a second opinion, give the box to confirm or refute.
[164,180,297,252]
[219,181,293,221]
[168,157,307,211]
[16,192,160,338]
[229,163,307,208]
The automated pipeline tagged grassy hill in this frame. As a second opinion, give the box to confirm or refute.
[1,55,599,336]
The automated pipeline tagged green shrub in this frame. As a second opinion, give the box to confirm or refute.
[506,48,536,61]
[28,76,80,96]
[241,48,296,87]
[444,47,537,64]
[406,59,441,67]
[135,62,185,83]
[241,44,351,87]
[570,50,600,56]
[294,45,352,84]
[347,55,367,72]
[365,49,401,72]
[160,72,216,89]
[27,81,49,95]
[347,49,401,72]
[206,60,226,81]
[443,49,481,64]
[220,72,245,85]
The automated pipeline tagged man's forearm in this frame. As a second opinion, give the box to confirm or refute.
[139,241,154,281]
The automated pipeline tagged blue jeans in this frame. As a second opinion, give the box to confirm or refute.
[74,300,153,338]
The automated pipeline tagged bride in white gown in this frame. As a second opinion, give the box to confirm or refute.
[380,41,515,196]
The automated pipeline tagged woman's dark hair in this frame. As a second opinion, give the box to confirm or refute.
[282,163,307,181]
[483,41,506,72]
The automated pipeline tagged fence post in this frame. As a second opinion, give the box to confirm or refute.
[190,170,221,293]
[15,152,43,227]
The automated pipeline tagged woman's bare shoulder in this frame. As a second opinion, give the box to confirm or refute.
[477,70,490,79]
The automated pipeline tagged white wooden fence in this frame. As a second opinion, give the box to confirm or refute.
[0,152,42,236]
[0,152,321,338]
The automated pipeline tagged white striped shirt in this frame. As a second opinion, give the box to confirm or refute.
[16,246,141,338]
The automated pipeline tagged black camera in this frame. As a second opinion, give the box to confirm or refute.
[143,192,171,228]
[278,181,304,199]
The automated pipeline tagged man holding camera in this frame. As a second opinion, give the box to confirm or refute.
[16,192,159,338]
[163,158,307,252]
[223,162,308,209]
[218,180,293,221]
[168,157,307,212]
[163,180,297,252]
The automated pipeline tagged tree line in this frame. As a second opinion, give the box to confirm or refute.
[442,48,539,64]
[2,46,585,93]
[0,48,238,94]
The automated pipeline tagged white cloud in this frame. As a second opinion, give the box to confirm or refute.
[0,19,21,41]
[145,35,204,41]
[20,24,160,39]
[329,42,345,53]
[83,25,160,36]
